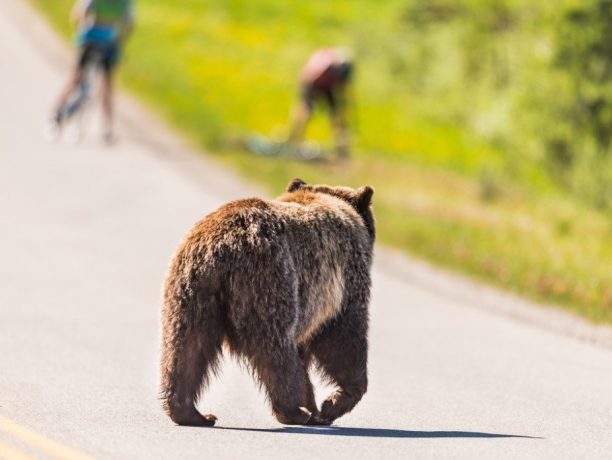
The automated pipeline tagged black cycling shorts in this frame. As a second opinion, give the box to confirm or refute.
[302,86,339,112]
[301,62,353,112]
[78,42,120,73]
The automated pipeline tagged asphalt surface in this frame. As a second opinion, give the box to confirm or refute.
[1,1,611,458]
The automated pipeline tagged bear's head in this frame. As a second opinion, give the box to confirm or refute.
[286,178,375,240]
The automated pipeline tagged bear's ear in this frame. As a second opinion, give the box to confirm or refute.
[356,185,374,211]
[287,178,308,193]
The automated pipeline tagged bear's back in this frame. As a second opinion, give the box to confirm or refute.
[191,193,367,255]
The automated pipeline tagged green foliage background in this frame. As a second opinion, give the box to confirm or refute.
[32,0,612,322]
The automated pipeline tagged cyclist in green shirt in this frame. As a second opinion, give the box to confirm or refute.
[50,0,134,143]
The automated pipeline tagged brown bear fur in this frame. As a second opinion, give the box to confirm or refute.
[160,178,375,426]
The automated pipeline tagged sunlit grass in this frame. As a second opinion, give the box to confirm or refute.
[31,0,612,323]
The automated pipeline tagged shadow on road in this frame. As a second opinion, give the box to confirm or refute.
[217,426,540,439]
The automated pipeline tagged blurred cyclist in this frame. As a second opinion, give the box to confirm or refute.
[287,47,355,159]
[50,0,134,143]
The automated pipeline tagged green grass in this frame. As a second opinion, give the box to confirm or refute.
[31,0,612,323]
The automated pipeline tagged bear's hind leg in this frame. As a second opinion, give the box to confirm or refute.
[251,342,317,425]
[298,347,330,425]
[160,309,224,427]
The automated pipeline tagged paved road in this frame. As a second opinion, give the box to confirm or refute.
[1,1,611,458]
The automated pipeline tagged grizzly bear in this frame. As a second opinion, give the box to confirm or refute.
[160,178,375,427]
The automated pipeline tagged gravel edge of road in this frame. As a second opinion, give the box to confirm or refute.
[377,247,612,350]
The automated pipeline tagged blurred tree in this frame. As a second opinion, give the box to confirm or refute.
[541,0,612,208]
[555,0,612,157]
[399,0,612,208]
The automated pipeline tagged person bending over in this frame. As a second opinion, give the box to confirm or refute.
[287,47,355,159]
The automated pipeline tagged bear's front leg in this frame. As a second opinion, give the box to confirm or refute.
[319,385,366,423]
[311,306,369,424]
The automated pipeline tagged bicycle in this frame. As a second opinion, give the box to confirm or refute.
[244,134,329,162]
[44,47,105,144]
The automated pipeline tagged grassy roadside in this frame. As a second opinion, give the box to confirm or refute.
[31,0,612,323]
